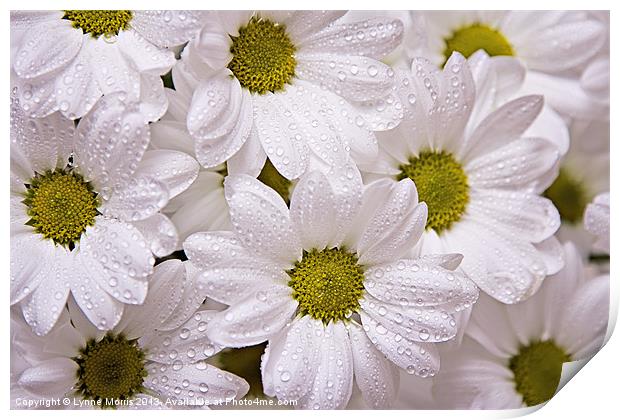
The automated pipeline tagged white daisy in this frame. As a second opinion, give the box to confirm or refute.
[585,193,610,254]
[13,260,249,409]
[168,10,405,179]
[184,171,478,409]
[10,10,207,120]
[432,243,609,409]
[407,11,607,120]
[362,52,563,304]
[10,89,199,335]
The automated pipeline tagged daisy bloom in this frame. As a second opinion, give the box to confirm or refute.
[362,52,563,304]
[11,90,199,335]
[407,11,607,119]
[432,243,609,409]
[585,193,610,254]
[13,260,249,409]
[10,10,207,120]
[169,10,405,179]
[184,171,478,409]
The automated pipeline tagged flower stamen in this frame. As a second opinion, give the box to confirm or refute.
[443,23,514,64]
[288,248,365,324]
[64,10,133,38]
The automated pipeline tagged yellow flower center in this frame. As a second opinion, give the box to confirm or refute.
[443,23,514,64]
[288,248,365,323]
[544,168,590,225]
[398,150,470,233]
[509,340,570,407]
[23,169,99,248]
[64,10,133,38]
[74,333,147,408]
[228,17,297,94]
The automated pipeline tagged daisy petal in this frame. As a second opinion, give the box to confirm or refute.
[119,260,185,339]
[74,92,149,190]
[298,323,353,409]
[132,214,179,258]
[224,174,302,265]
[252,92,309,180]
[21,255,71,336]
[207,284,297,347]
[262,316,324,401]
[142,310,224,364]
[357,179,425,265]
[364,258,478,312]
[349,322,398,409]
[467,190,560,243]
[361,311,440,377]
[462,95,543,161]
[10,235,55,305]
[226,124,267,177]
[283,11,347,43]
[80,217,154,284]
[145,362,249,404]
[13,19,81,79]
[290,171,337,250]
[116,29,176,73]
[466,137,560,190]
[362,297,457,343]
[519,20,605,73]
[130,10,208,48]
[18,357,78,398]
[160,262,209,331]
[296,53,393,102]
[103,174,169,222]
[300,17,403,60]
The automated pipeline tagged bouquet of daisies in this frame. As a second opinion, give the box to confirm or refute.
[10,10,610,410]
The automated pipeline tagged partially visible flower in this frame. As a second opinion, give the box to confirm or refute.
[168,10,405,179]
[184,171,478,409]
[432,243,609,409]
[11,10,207,120]
[13,260,249,409]
[543,121,609,256]
[406,11,607,120]
[585,192,610,254]
[10,90,199,335]
[362,52,563,304]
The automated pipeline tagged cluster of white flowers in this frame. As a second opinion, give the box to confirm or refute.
[10,10,609,410]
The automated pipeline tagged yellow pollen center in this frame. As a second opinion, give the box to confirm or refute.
[64,10,133,38]
[288,247,365,323]
[23,169,99,248]
[397,150,469,233]
[443,23,514,64]
[74,333,147,408]
[228,16,297,94]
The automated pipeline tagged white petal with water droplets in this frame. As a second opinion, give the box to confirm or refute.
[207,284,297,347]
[262,316,324,401]
[117,28,176,73]
[160,262,209,331]
[361,311,440,377]
[103,174,169,222]
[10,234,55,305]
[349,322,398,409]
[364,258,478,313]
[132,213,179,258]
[144,361,249,404]
[142,310,224,364]
[297,322,353,409]
[131,10,208,48]
[224,174,302,266]
[18,357,78,398]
